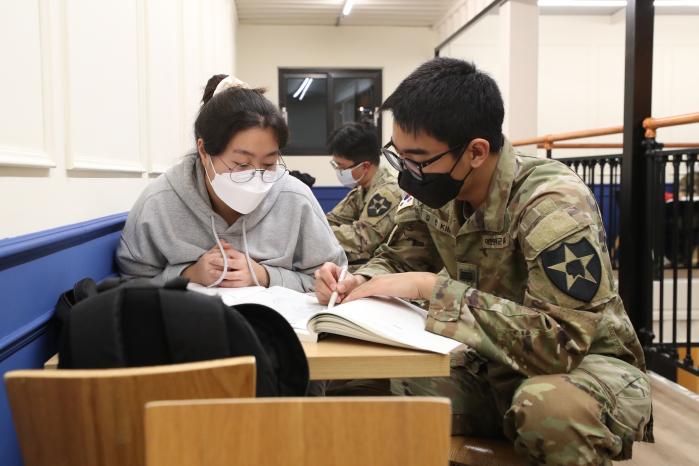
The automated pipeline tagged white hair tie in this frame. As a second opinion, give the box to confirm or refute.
[213,75,251,96]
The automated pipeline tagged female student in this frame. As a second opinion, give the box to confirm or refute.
[116,74,346,292]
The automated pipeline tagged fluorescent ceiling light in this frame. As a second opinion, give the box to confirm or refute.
[538,0,699,6]
[299,78,314,101]
[342,0,356,16]
[293,78,310,99]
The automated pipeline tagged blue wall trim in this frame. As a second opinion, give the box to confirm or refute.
[0,213,127,271]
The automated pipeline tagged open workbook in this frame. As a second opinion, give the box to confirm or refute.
[188,284,462,355]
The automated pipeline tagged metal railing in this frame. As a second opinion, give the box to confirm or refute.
[557,154,622,268]
[647,143,699,377]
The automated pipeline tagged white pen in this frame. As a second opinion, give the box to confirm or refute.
[327,265,348,309]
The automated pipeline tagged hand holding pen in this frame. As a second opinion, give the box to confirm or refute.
[327,265,347,308]
[313,262,367,305]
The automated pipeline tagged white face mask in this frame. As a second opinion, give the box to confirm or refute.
[334,163,365,188]
[205,156,276,214]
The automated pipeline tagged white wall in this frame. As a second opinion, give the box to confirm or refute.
[439,12,503,95]
[440,13,699,157]
[0,0,237,239]
[433,0,497,46]
[235,24,437,186]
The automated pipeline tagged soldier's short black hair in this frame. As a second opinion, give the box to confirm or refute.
[381,57,504,153]
[327,122,380,165]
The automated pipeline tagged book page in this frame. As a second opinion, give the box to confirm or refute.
[187,283,265,302]
[189,284,462,353]
[188,284,322,329]
[310,297,462,354]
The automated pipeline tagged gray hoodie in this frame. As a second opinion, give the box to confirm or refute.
[116,154,346,292]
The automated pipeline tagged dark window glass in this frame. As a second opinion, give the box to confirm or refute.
[279,69,382,155]
[284,74,328,153]
[333,78,377,129]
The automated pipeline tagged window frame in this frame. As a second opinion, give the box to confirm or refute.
[278,68,383,155]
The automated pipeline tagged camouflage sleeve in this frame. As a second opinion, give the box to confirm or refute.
[426,194,615,377]
[330,187,402,262]
[355,199,444,278]
[326,189,361,227]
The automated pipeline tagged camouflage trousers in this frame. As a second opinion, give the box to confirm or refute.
[392,353,652,466]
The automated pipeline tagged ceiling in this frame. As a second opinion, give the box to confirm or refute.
[235,0,460,27]
[235,0,699,27]
[540,5,699,16]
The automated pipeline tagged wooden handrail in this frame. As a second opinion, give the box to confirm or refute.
[535,142,699,149]
[541,143,623,149]
[643,112,699,138]
[512,125,623,148]
[513,112,699,147]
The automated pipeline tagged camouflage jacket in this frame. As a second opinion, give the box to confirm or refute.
[327,164,403,270]
[356,140,645,377]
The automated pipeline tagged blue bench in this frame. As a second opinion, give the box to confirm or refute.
[0,213,127,465]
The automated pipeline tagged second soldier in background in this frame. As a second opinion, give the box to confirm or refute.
[326,122,403,271]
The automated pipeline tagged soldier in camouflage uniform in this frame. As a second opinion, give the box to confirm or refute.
[315,58,652,465]
[326,122,403,272]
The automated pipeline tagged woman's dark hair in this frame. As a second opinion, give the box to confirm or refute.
[195,74,289,156]
[327,122,380,165]
[381,57,504,153]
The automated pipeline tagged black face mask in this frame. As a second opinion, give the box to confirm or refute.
[398,160,473,209]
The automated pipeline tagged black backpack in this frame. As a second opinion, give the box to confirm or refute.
[54,277,309,397]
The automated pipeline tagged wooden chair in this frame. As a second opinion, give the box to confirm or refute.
[4,356,255,466]
[145,397,451,466]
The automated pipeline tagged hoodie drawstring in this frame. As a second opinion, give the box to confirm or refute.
[208,215,261,288]
[208,216,228,288]
[242,217,261,287]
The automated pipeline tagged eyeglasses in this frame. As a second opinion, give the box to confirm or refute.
[218,156,288,183]
[329,160,363,171]
[381,141,467,181]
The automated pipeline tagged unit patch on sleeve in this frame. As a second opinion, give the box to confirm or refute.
[367,194,392,217]
[541,237,602,302]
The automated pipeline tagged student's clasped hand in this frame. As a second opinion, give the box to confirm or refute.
[183,240,269,287]
[314,262,437,305]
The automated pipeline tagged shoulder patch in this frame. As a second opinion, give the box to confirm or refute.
[367,193,392,217]
[397,194,414,212]
[541,237,601,302]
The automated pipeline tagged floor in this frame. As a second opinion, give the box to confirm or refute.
[615,372,699,465]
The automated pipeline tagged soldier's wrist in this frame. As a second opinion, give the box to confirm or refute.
[354,274,369,286]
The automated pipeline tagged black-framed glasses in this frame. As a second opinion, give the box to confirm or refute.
[381,141,467,181]
[218,155,288,183]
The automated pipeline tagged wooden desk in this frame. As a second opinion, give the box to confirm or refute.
[301,336,451,380]
[44,336,451,380]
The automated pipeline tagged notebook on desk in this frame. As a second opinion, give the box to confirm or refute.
[188,284,462,354]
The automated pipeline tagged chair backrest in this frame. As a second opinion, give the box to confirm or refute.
[145,397,451,466]
[4,356,255,466]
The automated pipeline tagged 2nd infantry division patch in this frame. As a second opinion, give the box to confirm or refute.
[541,237,602,302]
[367,194,391,217]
